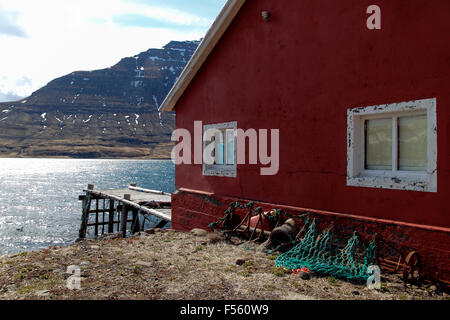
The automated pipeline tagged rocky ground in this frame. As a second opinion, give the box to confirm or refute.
[0,229,448,300]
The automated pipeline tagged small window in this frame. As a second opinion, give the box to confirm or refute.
[203,122,237,177]
[347,98,437,192]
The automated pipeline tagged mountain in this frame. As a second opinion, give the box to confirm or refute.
[0,40,200,158]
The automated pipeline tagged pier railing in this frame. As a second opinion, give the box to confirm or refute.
[78,184,171,239]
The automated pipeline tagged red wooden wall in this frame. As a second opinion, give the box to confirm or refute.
[174,0,449,230]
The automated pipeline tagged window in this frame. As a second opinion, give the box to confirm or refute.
[203,121,237,177]
[347,98,437,192]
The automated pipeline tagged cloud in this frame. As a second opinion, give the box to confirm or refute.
[0,75,33,102]
[15,76,32,87]
[0,90,24,103]
[123,0,226,18]
[0,6,27,38]
[0,0,224,99]
[112,14,202,30]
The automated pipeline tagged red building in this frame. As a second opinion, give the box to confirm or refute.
[160,0,450,282]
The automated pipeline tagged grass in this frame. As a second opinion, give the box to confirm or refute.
[271,267,290,277]
[379,283,390,293]
[327,276,340,286]
[16,277,60,295]
[133,265,142,274]
[238,270,253,278]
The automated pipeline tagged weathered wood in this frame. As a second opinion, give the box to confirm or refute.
[138,201,172,208]
[155,219,169,229]
[95,199,99,237]
[108,200,115,233]
[85,190,171,222]
[87,219,133,227]
[120,205,129,238]
[87,209,111,214]
[102,199,106,235]
[78,192,91,239]
[128,186,171,196]
[79,195,103,201]
[131,208,140,233]
[79,186,172,239]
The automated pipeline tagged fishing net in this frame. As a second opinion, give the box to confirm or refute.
[275,219,377,281]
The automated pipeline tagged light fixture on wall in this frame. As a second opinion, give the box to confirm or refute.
[261,11,271,22]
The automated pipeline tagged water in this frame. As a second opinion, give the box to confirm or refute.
[0,158,175,255]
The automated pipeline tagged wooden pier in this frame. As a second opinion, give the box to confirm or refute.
[78,184,171,239]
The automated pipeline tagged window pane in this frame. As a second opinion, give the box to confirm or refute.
[226,129,235,165]
[399,114,427,171]
[216,143,225,165]
[365,118,393,170]
[214,131,224,165]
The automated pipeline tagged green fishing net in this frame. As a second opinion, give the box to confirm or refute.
[275,219,377,281]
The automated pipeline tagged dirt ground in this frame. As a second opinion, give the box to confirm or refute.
[0,229,448,300]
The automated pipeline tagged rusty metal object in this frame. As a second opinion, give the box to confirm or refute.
[402,251,421,281]
[269,219,297,246]
[261,219,298,251]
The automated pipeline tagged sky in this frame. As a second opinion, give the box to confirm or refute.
[0,0,226,102]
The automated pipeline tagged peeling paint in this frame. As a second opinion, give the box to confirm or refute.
[347,98,437,193]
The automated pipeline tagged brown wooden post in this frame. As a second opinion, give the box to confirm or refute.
[78,186,92,239]
[102,199,106,235]
[116,206,121,231]
[108,200,115,233]
[120,195,131,237]
[78,196,88,239]
[120,204,129,238]
[94,198,99,237]
[131,208,140,234]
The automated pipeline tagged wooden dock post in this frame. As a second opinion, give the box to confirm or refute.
[108,200,115,233]
[94,198,99,237]
[79,187,171,238]
[78,185,93,239]
[131,208,140,234]
[120,194,131,237]
[120,205,128,238]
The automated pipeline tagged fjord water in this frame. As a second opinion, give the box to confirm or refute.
[0,158,175,255]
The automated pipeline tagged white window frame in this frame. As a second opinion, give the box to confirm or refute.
[347,98,437,192]
[203,121,237,178]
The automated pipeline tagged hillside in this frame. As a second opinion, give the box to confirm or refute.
[0,40,199,158]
